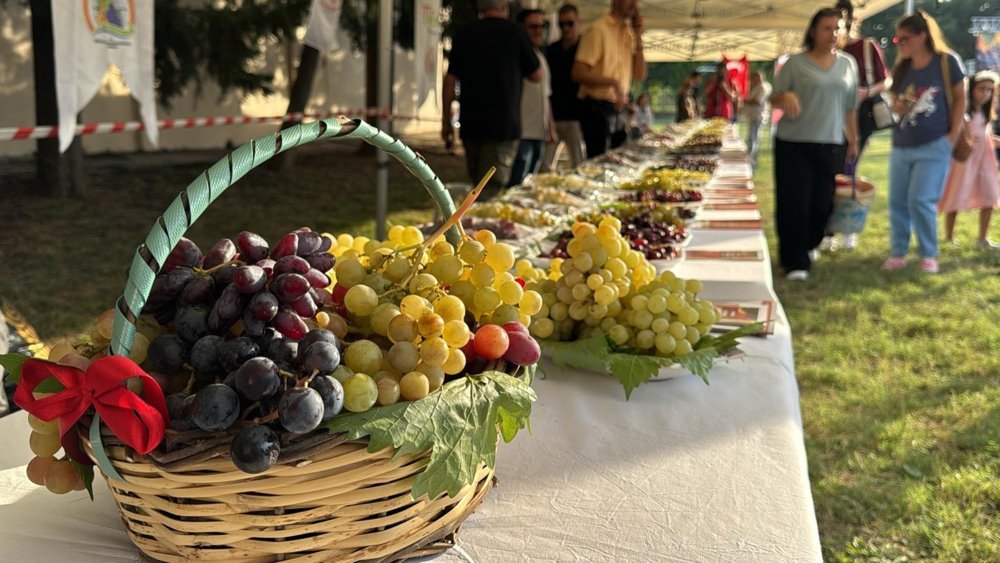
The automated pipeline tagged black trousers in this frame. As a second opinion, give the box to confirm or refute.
[580,97,627,158]
[774,138,844,272]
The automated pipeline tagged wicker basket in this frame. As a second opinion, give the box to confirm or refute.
[86,117,497,562]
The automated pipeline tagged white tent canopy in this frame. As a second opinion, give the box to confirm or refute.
[549,0,902,61]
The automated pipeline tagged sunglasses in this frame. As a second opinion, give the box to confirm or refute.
[558,21,575,28]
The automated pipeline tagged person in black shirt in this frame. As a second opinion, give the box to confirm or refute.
[442,0,541,192]
[540,4,585,172]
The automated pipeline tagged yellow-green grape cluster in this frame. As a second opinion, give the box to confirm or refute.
[323,226,543,412]
[620,168,711,191]
[524,218,718,360]
[467,202,560,227]
[523,217,656,342]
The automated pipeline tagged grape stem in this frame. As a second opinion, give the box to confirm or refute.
[423,167,494,247]
[240,401,261,421]
[194,260,245,275]
[302,369,320,387]
[252,411,279,425]
[180,365,197,395]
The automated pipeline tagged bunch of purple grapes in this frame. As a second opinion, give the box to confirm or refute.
[143,229,336,342]
[543,214,688,261]
[139,229,346,473]
[619,189,704,204]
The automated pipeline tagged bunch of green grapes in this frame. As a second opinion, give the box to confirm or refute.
[524,217,718,360]
[327,226,544,410]
[466,202,560,228]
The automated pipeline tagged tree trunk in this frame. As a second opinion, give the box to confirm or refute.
[271,44,321,171]
[31,0,87,198]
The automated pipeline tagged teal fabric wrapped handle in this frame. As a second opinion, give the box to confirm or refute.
[109,117,459,357]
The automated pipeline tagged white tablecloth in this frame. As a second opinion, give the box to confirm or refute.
[0,152,822,561]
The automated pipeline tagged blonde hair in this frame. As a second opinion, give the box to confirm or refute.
[890,10,953,94]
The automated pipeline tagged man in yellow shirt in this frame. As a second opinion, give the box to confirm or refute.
[571,0,647,158]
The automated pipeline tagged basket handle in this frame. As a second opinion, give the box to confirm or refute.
[109,117,459,357]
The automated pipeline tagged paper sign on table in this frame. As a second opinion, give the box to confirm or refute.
[703,202,760,211]
[685,249,764,261]
[691,219,762,230]
[711,300,775,335]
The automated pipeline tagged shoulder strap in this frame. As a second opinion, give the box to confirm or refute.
[940,53,953,112]
[863,40,875,85]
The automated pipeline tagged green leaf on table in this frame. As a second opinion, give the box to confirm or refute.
[541,334,611,373]
[0,353,28,383]
[323,371,536,500]
[0,353,66,394]
[69,459,95,501]
[607,353,667,400]
[696,322,766,353]
[676,348,720,384]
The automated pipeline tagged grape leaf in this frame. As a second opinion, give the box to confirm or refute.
[695,322,767,353]
[0,353,65,394]
[68,459,95,501]
[323,371,536,500]
[540,334,610,373]
[676,348,719,384]
[607,353,667,400]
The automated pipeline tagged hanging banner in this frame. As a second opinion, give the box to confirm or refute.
[304,0,343,53]
[414,0,441,109]
[52,0,158,152]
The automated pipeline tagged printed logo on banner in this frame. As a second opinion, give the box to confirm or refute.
[83,0,136,47]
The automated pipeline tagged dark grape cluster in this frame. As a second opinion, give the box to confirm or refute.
[143,229,336,342]
[651,157,719,173]
[543,213,688,261]
[140,230,348,474]
[618,189,704,204]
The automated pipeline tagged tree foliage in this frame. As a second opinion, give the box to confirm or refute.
[153,0,311,108]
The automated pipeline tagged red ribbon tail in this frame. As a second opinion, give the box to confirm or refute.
[58,417,93,465]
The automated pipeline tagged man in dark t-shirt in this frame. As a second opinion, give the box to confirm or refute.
[443,0,541,192]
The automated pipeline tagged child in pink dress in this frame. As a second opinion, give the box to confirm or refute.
[939,71,1000,248]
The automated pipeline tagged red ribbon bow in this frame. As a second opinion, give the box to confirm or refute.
[13,356,169,464]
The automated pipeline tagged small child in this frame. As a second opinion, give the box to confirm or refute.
[939,71,1000,248]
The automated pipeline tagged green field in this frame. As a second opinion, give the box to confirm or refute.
[1,129,999,560]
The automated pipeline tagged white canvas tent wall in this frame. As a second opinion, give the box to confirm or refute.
[545,0,903,61]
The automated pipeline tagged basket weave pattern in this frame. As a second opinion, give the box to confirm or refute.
[82,427,494,562]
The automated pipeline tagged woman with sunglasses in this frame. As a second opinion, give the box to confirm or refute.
[883,11,966,273]
[769,8,859,281]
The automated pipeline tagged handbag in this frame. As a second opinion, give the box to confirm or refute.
[827,161,874,235]
[863,40,895,130]
[939,56,976,162]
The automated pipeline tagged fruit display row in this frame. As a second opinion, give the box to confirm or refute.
[618,168,712,192]
[545,205,691,262]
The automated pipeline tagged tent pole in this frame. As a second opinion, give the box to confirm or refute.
[375,0,392,241]
[904,0,914,14]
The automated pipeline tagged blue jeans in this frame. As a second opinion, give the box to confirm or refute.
[888,136,952,258]
[508,139,545,187]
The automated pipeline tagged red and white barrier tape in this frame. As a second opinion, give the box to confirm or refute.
[0,108,437,142]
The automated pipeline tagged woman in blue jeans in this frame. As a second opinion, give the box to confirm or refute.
[884,11,966,273]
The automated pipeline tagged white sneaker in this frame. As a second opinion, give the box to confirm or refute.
[786,270,810,281]
[808,249,821,263]
[843,233,858,251]
[818,236,834,251]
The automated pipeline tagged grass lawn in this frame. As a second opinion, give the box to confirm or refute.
[754,129,1000,561]
[2,129,1000,560]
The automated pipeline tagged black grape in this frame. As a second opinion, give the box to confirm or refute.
[265,338,298,366]
[299,329,339,352]
[300,341,340,375]
[219,337,260,372]
[249,291,279,321]
[203,238,237,269]
[242,308,266,338]
[278,387,324,433]
[296,231,323,256]
[270,273,310,303]
[305,252,334,272]
[230,424,280,474]
[190,334,224,374]
[175,305,210,344]
[191,384,239,432]
[147,334,190,374]
[208,284,247,332]
[211,264,238,288]
[181,275,215,305]
[237,231,270,262]
[232,265,266,294]
[310,375,344,420]
[316,234,333,253]
[234,356,280,400]
[163,267,196,296]
[274,255,311,275]
[162,237,203,273]
[270,232,299,260]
